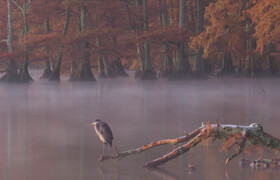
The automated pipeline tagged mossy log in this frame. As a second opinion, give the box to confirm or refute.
[100,122,280,168]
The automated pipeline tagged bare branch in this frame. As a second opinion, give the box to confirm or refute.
[27,0,33,12]
[11,0,24,12]
[0,39,8,43]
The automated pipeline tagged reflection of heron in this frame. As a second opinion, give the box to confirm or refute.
[90,119,113,155]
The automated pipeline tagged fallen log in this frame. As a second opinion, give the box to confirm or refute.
[100,122,280,168]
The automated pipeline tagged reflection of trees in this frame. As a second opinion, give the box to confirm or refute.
[97,166,144,180]
[6,103,13,180]
[5,85,30,180]
[146,167,180,180]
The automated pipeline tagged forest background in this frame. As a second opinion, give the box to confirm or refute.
[0,0,279,82]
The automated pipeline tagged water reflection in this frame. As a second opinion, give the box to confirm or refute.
[145,167,180,180]
[0,77,280,180]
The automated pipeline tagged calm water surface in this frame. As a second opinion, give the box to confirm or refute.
[0,73,280,180]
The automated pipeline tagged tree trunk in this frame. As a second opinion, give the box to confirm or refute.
[49,7,70,81]
[140,0,157,80]
[111,58,128,77]
[49,46,63,81]
[179,0,187,27]
[134,39,145,78]
[135,1,143,78]
[71,5,96,81]
[170,0,190,79]
[72,59,96,81]
[98,57,106,79]
[243,19,255,76]
[19,47,33,82]
[95,34,107,79]
[7,0,13,53]
[217,52,235,76]
[161,0,168,26]
[41,0,52,79]
[158,0,173,79]
[108,14,127,78]
[266,55,277,76]
[133,1,145,78]
[141,40,157,80]
[0,59,19,83]
[159,44,173,78]
[262,43,275,76]
[40,60,52,79]
[68,60,77,80]
[0,0,19,82]
[19,49,33,82]
[193,0,205,78]
[169,0,174,25]
[16,1,33,82]
[176,0,187,75]
[103,57,116,78]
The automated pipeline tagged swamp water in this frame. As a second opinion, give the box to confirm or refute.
[0,73,280,180]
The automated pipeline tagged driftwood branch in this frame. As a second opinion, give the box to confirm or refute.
[99,128,200,161]
[101,122,280,168]
[144,129,207,168]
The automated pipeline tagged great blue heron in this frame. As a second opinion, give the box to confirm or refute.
[90,119,113,155]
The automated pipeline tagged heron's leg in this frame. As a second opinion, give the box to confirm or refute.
[107,144,110,155]
[104,144,108,155]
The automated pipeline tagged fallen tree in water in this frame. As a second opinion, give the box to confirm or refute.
[100,122,280,168]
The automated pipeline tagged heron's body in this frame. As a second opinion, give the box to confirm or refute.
[93,121,113,147]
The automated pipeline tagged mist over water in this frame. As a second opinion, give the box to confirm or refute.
[0,72,280,180]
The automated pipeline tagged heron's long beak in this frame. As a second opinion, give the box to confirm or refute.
[88,122,97,125]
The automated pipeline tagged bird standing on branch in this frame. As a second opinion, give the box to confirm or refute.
[90,119,114,155]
